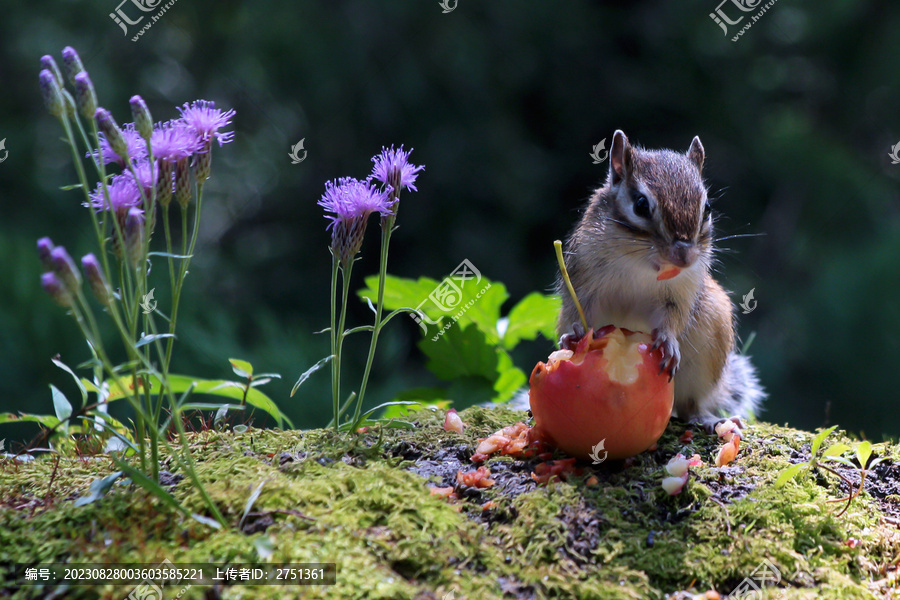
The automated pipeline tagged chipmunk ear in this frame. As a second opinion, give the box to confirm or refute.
[688,136,705,172]
[610,130,632,185]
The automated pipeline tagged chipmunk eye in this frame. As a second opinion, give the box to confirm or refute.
[633,195,652,219]
[703,201,712,219]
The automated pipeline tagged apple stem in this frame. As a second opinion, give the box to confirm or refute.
[554,240,589,333]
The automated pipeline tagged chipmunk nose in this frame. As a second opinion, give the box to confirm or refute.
[667,240,698,268]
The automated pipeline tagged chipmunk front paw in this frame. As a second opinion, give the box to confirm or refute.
[558,322,586,350]
[651,328,680,380]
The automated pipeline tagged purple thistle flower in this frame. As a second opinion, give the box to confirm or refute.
[124,207,145,268]
[178,100,236,147]
[150,120,201,162]
[92,123,148,166]
[40,56,64,87]
[370,145,424,193]
[318,177,392,262]
[89,174,142,216]
[41,272,72,307]
[73,72,98,120]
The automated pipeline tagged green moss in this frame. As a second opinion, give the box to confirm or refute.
[0,407,896,599]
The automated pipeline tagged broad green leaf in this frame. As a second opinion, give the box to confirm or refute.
[82,376,145,402]
[360,274,508,342]
[822,443,851,458]
[164,375,293,429]
[50,385,72,422]
[774,463,805,488]
[74,471,124,507]
[229,359,254,379]
[856,441,873,469]
[354,401,420,425]
[419,323,498,381]
[492,350,527,403]
[502,293,561,350]
[291,355,334,397]
[810,426,837,457]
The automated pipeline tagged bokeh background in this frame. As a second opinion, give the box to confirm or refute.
[1,0,899,447]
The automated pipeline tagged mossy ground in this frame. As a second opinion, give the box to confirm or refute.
[1,407,899,599]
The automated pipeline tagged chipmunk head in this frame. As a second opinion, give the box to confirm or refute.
[604,130,712,276]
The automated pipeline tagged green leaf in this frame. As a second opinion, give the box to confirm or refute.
[50,385,72,422]
[856,441,873,469]
[492,350,527,403]
[233,424,249,434]
[191,513,223,529]
[229,359,254,379]
[51,357,88,405]
[419,323,498,381]
[774,463,805,488]
[0,412,61,428]
[353,401,420,426]
[810,426,838,457]
[148,252,193,259]
[163,375,293,429]
[74,471,124,507]
[239,480,267,530]
[135,333,175,349]
[254,536,275,560]
[291,355,334,397]
[821,443,851,458]
[502,293,561,350]
[384,389,450,418]
[359,274,508,342]
[108,455,188,517]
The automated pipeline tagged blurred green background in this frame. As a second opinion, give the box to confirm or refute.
[1,0,899,447]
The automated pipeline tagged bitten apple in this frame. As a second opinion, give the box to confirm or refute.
[529,326,675,461]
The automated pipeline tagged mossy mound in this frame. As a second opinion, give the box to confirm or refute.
[1,406,899,599]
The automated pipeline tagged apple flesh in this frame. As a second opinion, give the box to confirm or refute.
[529,326,675,461]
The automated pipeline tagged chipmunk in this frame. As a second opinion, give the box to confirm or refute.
[558,130,764,428]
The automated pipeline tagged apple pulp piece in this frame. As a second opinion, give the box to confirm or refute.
[657,266,682,281]
[529,327,675,461]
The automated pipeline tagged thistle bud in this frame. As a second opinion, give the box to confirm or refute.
[61,46,86,86]
[61,89,77,119]
[74,72,98,121]
[50,246,81,292]
[95,108,129,163]
[40,55,64,88]
[37,237,56,272]
[130,95,153,142]
[41,272,73,307]
[81,253,111,306]
[193,141,212,183]
[174,156,192,208]
[39,69,64,118]
[156,160,174,208]
[124,207,145,269]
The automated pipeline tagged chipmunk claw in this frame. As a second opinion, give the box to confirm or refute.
[700,416,745,435]
[651,329,680,381]
[559,322,587,350]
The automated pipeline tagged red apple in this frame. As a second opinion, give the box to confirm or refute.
[529,326,675,461]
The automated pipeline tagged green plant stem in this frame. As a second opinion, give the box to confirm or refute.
[329,255,340,431]
[351,223,392,429]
